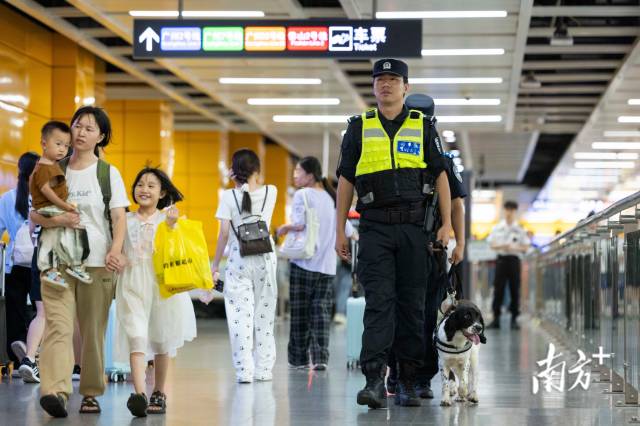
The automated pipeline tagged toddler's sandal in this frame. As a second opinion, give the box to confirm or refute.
[147,390,167,415]
[79,396,101,414]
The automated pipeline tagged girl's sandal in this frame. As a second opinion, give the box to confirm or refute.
[79,396,101,414]
[147,390,167,415]
[127,393,148,417]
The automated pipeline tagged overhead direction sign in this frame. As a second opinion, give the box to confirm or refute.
[133,19,422,58]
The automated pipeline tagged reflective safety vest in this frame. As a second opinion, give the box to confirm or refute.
[355,108,427,177]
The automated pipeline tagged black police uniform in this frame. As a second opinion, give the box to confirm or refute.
[386,152,467,394]
[416,153,467,385]
[337,106,446,388]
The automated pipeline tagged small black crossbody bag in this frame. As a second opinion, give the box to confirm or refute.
[230,186,273,257]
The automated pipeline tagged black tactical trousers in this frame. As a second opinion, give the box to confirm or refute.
[357,219,431,371]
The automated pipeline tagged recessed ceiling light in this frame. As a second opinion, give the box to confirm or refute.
[438,115,502,123]
[574,161,635,169]
[219,78,322,85]
[247,98,340,106]
[592,142,640,150]
[442,130,455,138]
[604,130,640,137]
[628,99,640,105]
[129,10,264,17]
[181,10,264,17]
[574,152,639,160]
[129,10,179,17]
[618,116,640,123]
[421,48,505,56]
[434,98,501,106]
[273,115,349,123]
[376,11,507,19]
[409,77,503,84]
[273,115,502,123]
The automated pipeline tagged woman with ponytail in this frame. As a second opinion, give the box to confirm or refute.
[211,149,278,383]
[0,152,39,369]
[277,156,354,370]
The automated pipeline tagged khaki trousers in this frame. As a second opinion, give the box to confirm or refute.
[40,267,116,398]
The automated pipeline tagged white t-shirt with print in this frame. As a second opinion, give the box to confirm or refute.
[216,185,277,247]
[65,162,130,267]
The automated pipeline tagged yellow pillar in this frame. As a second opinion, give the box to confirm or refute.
[51,34,95,123]
[174,130,228,256]
[102,100,174,193]
[0,3,52,193]
[265,144,292,229]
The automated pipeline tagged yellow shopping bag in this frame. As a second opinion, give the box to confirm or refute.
[153,218,213,298]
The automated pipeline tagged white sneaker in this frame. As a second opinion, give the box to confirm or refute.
[287,363,308,370]
[313,363,328,371]
[19,358,40,383]
[11,341,26,361]
[333,313,347,325]
[65,267,93,284]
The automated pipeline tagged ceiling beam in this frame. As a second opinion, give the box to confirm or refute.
[7,0,233,129]
[517,131,540,183]
[517,96,598,104]
[48,6,85,18]
[505,0,533,132]
[519,85,606,94]
[531,6,640,17]
[84,28,115,38]
[525,45,630,55]
[523,60,619,70]
[528,26,640,37]
[535,73,612,82]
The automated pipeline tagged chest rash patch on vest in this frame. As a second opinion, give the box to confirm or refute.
[397,141,420,156]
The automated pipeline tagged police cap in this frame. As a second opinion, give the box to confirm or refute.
[372,58,409,79]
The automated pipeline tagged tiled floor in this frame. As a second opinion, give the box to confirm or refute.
[0,315,638,425]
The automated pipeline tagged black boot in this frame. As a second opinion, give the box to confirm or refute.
[415,380,434,399]
[487,317,500,329]
[386,362,398,394]
[357,362,387,409]
[395,363,421,407]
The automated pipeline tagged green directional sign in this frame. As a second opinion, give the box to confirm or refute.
[203,27,244,51]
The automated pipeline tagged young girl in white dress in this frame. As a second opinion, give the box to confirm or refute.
[116,167,197,417]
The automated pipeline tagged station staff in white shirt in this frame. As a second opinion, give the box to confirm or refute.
[486,200,530,330]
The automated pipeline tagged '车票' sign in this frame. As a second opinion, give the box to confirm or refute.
[133,19,422,58]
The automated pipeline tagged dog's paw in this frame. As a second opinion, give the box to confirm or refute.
[467,393,479,404]
[440,399,453,407]
[455,396,467,402]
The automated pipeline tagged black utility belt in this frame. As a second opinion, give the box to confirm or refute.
[497,255,520,261]
[361,206,425,224]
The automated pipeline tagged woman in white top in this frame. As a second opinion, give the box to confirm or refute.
[211,149,278,383]
[277,157,353,370]
[31,106,130,417]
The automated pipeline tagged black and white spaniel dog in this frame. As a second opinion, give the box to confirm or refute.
[434,300,486,406]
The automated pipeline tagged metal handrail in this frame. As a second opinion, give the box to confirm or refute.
[542,190,640,250]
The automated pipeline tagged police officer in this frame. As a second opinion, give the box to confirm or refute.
[335,59,452,409]
[386,94,468,399]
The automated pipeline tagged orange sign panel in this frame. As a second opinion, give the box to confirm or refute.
[245,27,286,51]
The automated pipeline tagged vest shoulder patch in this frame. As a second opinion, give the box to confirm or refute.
[348,114,362,123]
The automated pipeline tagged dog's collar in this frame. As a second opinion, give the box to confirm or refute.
[434,336,472,354]
[434,314,473,355]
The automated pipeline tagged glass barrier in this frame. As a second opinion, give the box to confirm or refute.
[469,191,640,406]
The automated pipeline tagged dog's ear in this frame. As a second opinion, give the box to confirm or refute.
[444,311,458,342]
[479,314,487,344]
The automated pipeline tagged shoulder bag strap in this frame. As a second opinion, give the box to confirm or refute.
[260,185,269,213]
[96,159,112,236]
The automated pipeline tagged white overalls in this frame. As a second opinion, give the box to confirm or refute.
[220,185,278,382]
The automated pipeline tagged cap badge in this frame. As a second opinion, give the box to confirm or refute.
[383,61,391,70]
